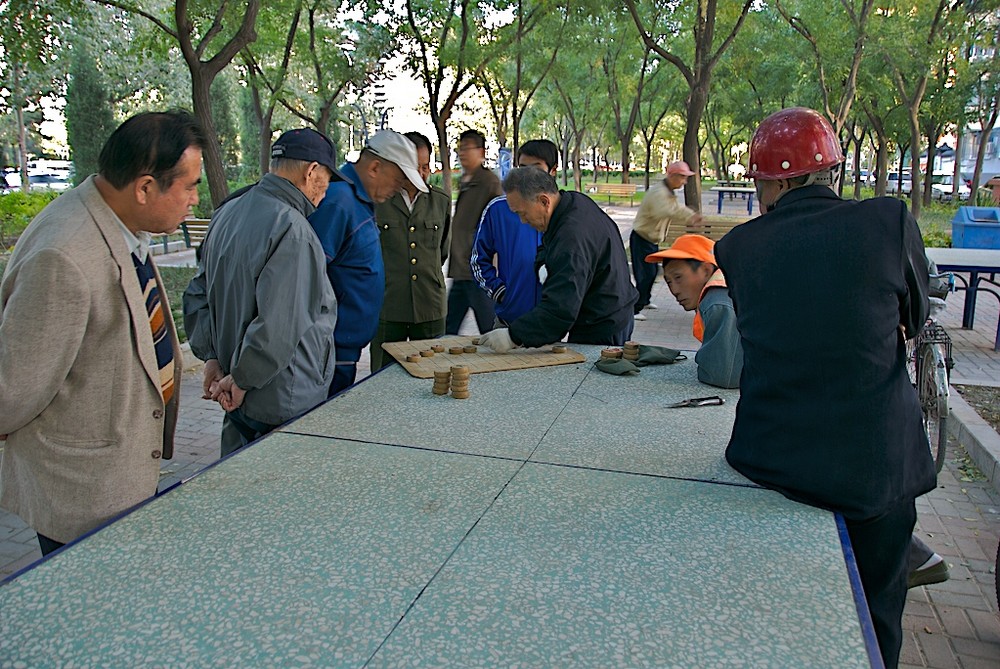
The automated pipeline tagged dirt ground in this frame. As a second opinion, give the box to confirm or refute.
[955,385,1000,434]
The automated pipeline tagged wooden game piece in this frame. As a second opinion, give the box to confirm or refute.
[551,345,567,353]
[406,354,421,362]
[471,337,480,345]
[432,386,449,395]
[431,345,446,353]
[450,365,470,377]
[601,348,623,359]
[420,349,434,357]
[449,346,464,355]
[451,390,470,399]
[463,345,477,353]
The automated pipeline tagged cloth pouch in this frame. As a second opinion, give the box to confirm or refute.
[595,358,641,376]
[634,345,687,367]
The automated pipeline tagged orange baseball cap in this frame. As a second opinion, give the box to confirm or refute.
[666,161,696,177]
[645,234,716,265]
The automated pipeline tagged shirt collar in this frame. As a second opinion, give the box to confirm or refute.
[112,212,153,263]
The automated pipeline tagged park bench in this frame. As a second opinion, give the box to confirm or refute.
[589,182,639,205]
[180,219,211,249]
[661,216,745,248]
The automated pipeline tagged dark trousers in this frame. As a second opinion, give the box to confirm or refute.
[445,280,495,335]
[369,318,446,371]
[37,533,64,556]
[221,408,280,457]
[629,231,659,313]
[330,345,364,396]
[845,498,917,669]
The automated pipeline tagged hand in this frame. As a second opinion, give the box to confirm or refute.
[479,328,516,353]
[690,213,704,225]
[202,359,224,400]
[212,374,247,412]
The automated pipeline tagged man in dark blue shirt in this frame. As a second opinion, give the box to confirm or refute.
[309,130,427,394]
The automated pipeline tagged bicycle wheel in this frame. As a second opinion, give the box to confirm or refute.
[905,336,918,386]
[919,343,949,473]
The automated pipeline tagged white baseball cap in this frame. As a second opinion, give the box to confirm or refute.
[365,130,429,193]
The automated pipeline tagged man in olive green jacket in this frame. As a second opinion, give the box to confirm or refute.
[370,132,452,370]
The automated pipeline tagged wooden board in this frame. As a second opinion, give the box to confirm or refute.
[383,336,586,378]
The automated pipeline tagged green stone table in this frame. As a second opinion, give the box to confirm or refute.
[0,346,877,667]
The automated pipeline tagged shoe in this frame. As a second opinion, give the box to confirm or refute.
[633,312,647,321]
[644,303,659,310]
[908,555,950,588]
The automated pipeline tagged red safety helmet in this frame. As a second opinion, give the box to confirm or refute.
[747,107,843,180]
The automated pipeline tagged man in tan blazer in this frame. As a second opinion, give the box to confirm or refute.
[0,111,205,555]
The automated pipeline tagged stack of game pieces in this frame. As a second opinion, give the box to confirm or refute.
[623,341,640,362]
[600,347,623,359]
[450,365,470,399]
[432,370,451,395]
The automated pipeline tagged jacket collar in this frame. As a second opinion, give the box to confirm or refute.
[543,190,572,240]
[772,184,842,211]
[258,172,317,217]
[339,162,373,206]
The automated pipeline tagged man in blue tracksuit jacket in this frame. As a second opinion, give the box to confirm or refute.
[309,130,428,394]
[470,140,559,325]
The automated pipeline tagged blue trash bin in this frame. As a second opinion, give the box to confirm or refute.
[951,207,1000,248]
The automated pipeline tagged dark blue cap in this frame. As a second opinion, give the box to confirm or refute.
[270,128,346,181]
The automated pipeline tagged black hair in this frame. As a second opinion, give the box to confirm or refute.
[404,131,433,154]
[459,129,486,148]
[517,139,559,172]
[98,110,206,190]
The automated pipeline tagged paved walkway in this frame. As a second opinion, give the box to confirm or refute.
[2,196,999,667]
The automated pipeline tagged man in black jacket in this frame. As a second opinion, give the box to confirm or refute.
[478,167,637,352]
[715,107,935,669]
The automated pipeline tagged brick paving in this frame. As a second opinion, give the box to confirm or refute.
[2,195,999,667]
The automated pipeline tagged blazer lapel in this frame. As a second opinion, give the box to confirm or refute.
[79,178,162,393]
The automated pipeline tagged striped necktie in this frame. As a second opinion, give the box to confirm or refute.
[132,254,175,404]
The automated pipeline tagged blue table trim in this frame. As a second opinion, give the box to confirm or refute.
[837,513,884,669]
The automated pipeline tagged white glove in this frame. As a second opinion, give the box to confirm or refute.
[479,328,516,353]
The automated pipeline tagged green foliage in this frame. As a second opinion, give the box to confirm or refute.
[158,266,198,343]
[921,224,952,248]
[0,191,59,249]
[66,43,115,185]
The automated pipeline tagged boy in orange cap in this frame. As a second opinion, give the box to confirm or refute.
[645,234,742,388]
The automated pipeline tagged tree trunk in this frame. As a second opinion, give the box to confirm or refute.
[907,111,922,220]
[435,113,452,198]
[16,102,28,195]
[643,136,653,190]
[682,85,708,214]
[190,69,228,207]
[970,107,998,194]
[953,126,962,199]
[851,138,863,200]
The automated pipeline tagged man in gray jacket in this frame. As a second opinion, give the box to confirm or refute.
[184,129,342,456]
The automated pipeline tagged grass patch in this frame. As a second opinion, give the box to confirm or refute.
[159,265,198,343]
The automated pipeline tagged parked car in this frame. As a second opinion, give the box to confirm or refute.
[886,173,912,195]
[930,173,971,202]
[4,172,72,192]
